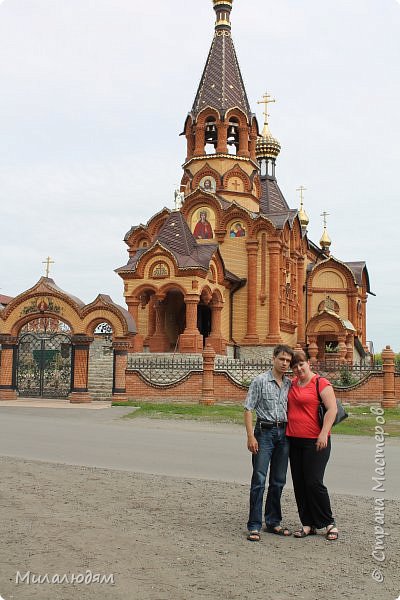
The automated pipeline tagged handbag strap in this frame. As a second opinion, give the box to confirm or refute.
[315,376,323,404]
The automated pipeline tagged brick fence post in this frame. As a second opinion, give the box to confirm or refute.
[201,341,216,405]
[0,335,18,400]
[69,335,93,404]
[382,345,397,408]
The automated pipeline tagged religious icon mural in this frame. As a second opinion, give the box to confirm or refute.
[199,176,217,193]
[229,222,246,238]
[192,208,214,240]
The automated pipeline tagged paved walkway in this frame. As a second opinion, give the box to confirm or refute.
[0,404,399,499]
[0,398,112,409]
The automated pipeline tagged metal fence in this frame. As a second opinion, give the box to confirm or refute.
[127,354,388,390]
[215,357,272,387]
[127,355,203,387]
[310,361,382,388]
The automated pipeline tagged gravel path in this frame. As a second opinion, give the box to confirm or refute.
[0,456,398,600]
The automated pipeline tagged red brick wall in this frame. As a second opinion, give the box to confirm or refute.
[126,371,203,403]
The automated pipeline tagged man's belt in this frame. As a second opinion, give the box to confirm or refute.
[257,419,287,428]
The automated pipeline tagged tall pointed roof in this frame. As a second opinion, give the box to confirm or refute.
[190,0,252,122]
[260,178,290,214]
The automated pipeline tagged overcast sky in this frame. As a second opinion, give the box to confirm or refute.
[0,0,399,353]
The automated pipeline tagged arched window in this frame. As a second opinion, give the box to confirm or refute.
[204,116,218,154]
[227,118,239,155]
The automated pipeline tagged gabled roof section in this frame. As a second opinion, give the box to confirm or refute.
[344,261,372,294]
[266,210,298,230]
[116,211,219,273]
[157,211,198,256]
[191,32,252,122]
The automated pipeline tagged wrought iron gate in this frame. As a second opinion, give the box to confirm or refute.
[17,333,72,398]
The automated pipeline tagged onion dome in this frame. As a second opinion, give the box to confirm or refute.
[296,186,309,230]
[319,211,331,250]
[320,227,332,250]
[256,123,281,160]
[256,92,281,160]
[298,201,309,230]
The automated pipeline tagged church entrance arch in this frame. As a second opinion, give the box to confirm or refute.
[17,318,72,398]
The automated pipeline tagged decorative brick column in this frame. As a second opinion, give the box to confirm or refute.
[208,300,226,354]
[349,292,357,329]
[201,341,216,405]
[249,132,257,162]
[69,335,93,403]
[0,335,18,400]
[148,295,170,352]
[194,125,205,156]
[238,126,250,157]
[338,334,347,363]
[308,335,318,363]
[382,345,397,408]
[346,334,353,363]
[112,340,129,402]
[265,239,282,345]
[126,298,143,352]
[186,130,195,161]
[144,295,156,346]
[216,122,228,154]
[296,256,305,344]
[361,295,368,350]
[179,294,203,353]
[244,240,259,343]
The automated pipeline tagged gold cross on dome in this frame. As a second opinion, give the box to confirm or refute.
[257,91,276,126]
[42,256,55,278]
[321,211,330,228]
[296,185,307,207]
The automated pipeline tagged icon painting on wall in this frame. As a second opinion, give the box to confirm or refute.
[192,208,214,240]
[199,176,217,193]
[229,222,246,237]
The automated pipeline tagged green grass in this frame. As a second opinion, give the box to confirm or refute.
[113,401,245,424]
[112,401,400,436]
[334,407,400,437]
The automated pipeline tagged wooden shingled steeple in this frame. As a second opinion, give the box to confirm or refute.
[190,0,252,122]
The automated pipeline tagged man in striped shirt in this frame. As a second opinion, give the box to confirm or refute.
[244,344,294,541]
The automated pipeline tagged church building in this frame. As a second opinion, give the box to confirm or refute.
[116,0,371,363]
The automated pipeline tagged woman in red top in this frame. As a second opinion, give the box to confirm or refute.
[287,350,339,540]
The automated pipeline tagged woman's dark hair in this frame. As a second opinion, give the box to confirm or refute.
[291,350,309,368]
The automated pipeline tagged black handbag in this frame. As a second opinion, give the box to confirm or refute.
[316,377,348,427]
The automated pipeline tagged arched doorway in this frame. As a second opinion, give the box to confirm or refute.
[17,318,72,398]
[164,290,186,350]
[197,303,212,343]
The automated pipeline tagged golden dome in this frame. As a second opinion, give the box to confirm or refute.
[320,227,332,249]
[256,122,281,159]
[298,202,309,229]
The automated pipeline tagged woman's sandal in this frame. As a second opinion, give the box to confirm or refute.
[293,526,317,538]
[247,530,261,542]
[326,524,339,541]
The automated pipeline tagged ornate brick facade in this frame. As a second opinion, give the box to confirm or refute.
[116,0,372,363]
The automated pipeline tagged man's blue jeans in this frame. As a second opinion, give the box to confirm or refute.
[247,424,289,532]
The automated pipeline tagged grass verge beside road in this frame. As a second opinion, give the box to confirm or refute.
[112,401,400,437]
